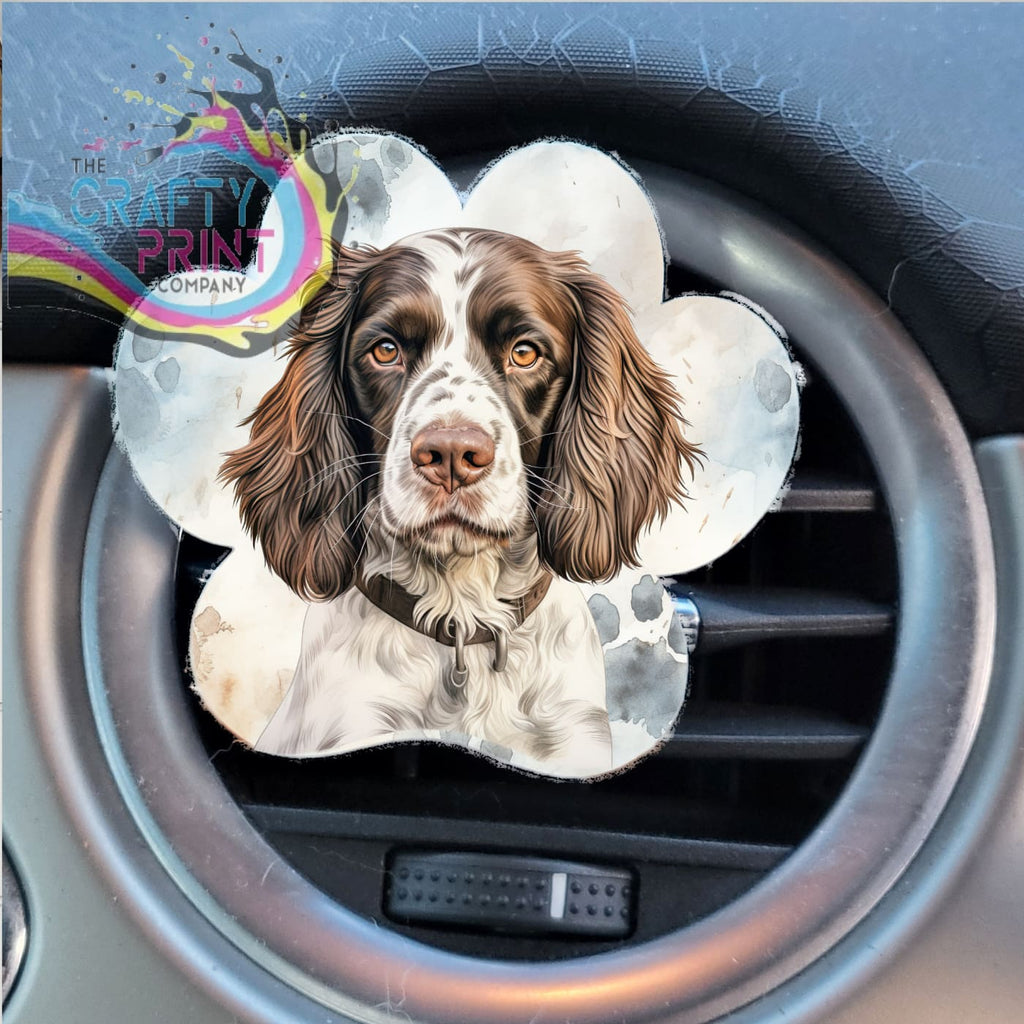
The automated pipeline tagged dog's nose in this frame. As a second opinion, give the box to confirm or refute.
[410,425,495,493]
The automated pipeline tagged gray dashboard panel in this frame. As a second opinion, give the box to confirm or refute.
[2,370,238,1023]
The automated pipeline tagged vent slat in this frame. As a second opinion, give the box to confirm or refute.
[664,702,868,760]
[243,804,792,872]
[672,585,893,654]
[776,473,878,512]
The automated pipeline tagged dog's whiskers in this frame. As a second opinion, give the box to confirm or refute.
[525,504,547,550]
[300,454,381,496]
[388,515,399,587]
[531,495,583,513]
[527,488,579,511]
[348,508,382,564]
[321,497,380,565]
[525,473,581,511]
[343,414,393,443]
[523,465,576,499]
[519,427,567,447]
[316,470,381,524]
[344,498,378,537]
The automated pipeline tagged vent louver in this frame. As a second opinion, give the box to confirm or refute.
[176,345,896,962]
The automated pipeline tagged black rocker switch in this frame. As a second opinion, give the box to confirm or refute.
[384,851,636,938]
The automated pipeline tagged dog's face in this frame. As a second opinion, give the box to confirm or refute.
[354,231,577,560]
[222,227,698,599]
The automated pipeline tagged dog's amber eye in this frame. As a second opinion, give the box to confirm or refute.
[509,341,540,368]
[371,339,402,366]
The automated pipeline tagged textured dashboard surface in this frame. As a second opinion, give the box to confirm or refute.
[4,2,1023,434]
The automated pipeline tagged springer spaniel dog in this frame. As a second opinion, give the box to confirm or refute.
[221,227,698,776]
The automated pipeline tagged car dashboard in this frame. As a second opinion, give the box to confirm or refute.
[3,4,1024,1023]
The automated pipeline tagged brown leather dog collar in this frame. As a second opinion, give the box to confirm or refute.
[355,570,553,647]
[355,569,553,686]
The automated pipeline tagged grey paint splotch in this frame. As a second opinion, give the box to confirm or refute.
[630,574,664,621]
[666,612,691,657]
[587,594,621,646]
[604,638,688,739]
[116,367,161,444]
[381,136,414,177]
[131,334,163,363]
[335,139,389,227]
[479,739,514,763]
[754,358,792,413]
[154,357,181,393]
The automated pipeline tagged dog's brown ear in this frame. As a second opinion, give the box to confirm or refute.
[537,267,701,582]
[220,248,375,600]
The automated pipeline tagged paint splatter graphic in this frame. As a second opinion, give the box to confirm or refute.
[166,42,196,80]
[6,34,341,350]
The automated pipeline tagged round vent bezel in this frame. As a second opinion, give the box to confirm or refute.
[28,166,994,1024]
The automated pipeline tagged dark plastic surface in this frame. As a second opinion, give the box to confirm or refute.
[666,704,868,762]
[675,585,893,655]
[777,476,877,514]
[2,851,29,1006]
[384,852,635,938]
[246,804,790,874]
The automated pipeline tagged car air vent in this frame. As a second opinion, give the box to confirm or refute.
[62,161,989,1021]
[173,277,896,963]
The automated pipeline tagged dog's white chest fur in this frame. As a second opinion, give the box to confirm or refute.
[220,226,698,777]
[256,575,612,776]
